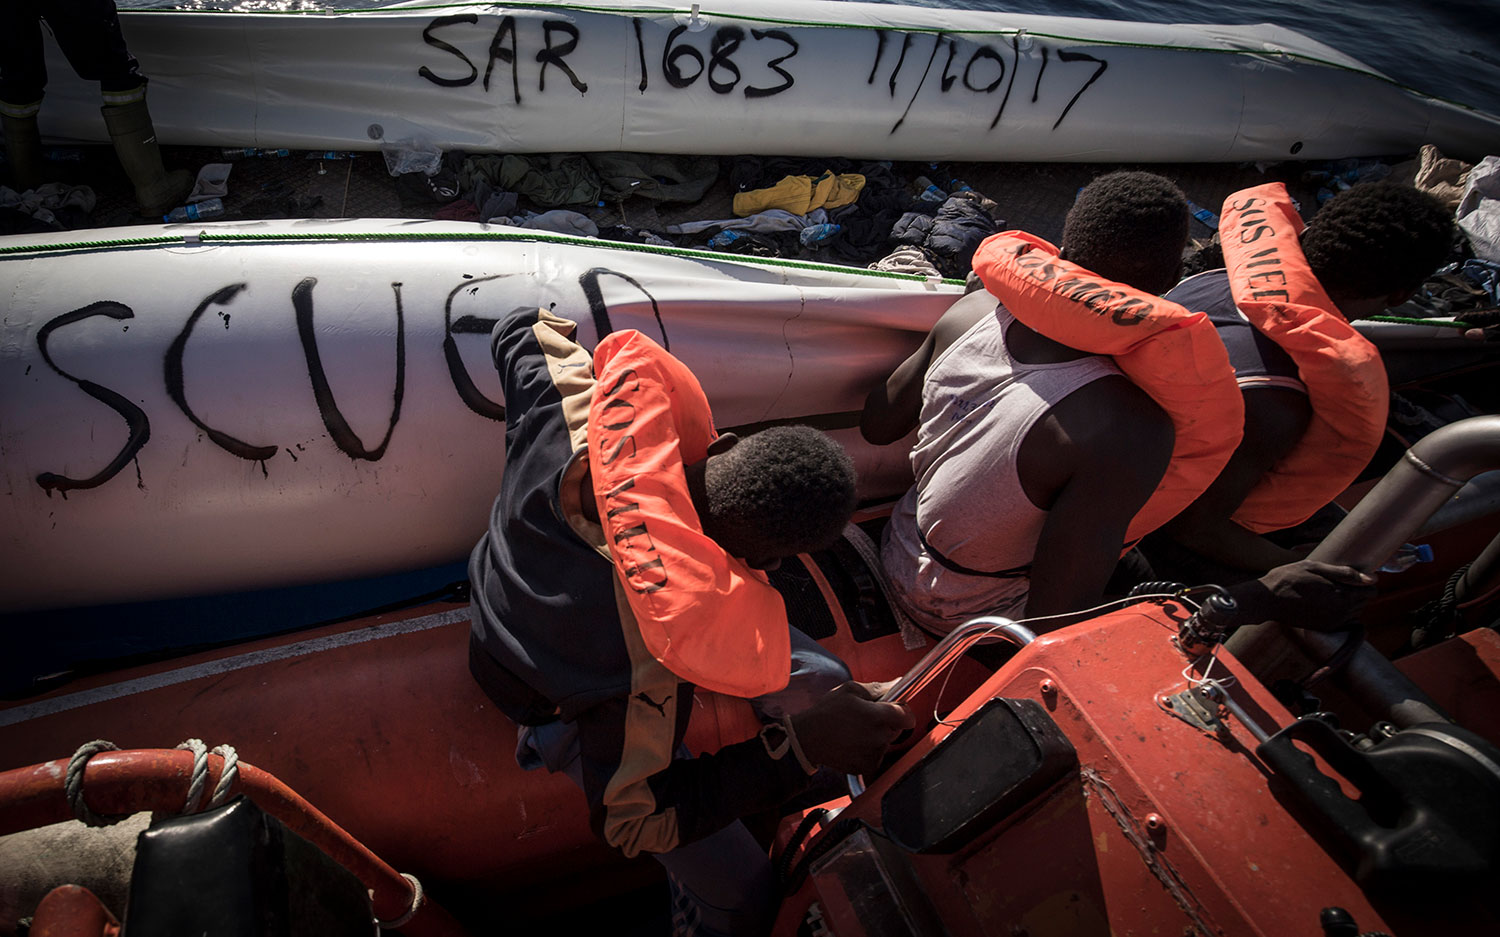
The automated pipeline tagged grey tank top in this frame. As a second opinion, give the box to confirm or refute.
[881,304,1120,633]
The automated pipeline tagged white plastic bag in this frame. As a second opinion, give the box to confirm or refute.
[1457,155,1500,263]
[380,137,443,177]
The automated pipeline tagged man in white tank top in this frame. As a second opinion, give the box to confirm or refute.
[864,172,1379,637]
[863,172,1186,633]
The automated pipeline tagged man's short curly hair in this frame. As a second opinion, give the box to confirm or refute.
[1061,171,1190,295]
[1301,182,1453,298]
[704,425,857,558]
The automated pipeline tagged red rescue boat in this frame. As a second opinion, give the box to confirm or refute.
[3,418,1499,936]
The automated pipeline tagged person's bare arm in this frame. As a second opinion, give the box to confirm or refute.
[860,329,937,445]
[1160,387,1312,572]
[860,291,992,445]
[1021,376,1175,622]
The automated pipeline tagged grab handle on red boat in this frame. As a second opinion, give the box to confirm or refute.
[847,616,1037,797]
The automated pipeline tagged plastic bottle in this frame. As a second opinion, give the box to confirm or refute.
[1185,199,1220,231]
[948,179,973,194]
[219,147,291,159]
[912,176,947,204]
[163,197,225,223]
[306,151,358,160]
[799,223,843,246]
[707,230,745,249]
[1378,542,1434,573]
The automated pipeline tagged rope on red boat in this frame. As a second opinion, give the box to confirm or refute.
[376,872,426,930]
[175,738,240,815]
[65,740,130,828]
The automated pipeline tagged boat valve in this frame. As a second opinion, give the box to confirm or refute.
[1177,589,1239,657]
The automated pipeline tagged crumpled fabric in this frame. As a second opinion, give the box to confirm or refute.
[888,190,1004,278]
[585,152,719,203]
[468,177,520,222]
[0,182,96,230]
[926,191,1003,275]
[1457,155,1500,263]
[667,207,827,236]
[868,246,942,278]
[1388,144,1472,210]
[434,199,481,222]
[462,154,600,208]
[1448,259,1500,303]
[827,162,912,264]
[494,209,600,237]
[889,211,936,246]
[188,163,232,203]
[1405,258,1500,318]
[597,225,676,247]
[461,152,719,210]
[732,171,865,217]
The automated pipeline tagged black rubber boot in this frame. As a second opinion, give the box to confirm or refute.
[100,98,192,217]
[2,113,45,192]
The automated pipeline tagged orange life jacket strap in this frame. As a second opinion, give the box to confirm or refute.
[1219,183,1389,534]
[971,233,1243,545]
[587,329,790,699]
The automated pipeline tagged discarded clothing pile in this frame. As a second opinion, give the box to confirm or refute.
[1388,144,1473,211]
[455,152,720,218]
[687,157,1002,269]
[0,183,95,234]
[887,188,1006,278]
[732,170,865,216]
[1408,259,1500,318]
[732,157,912,263]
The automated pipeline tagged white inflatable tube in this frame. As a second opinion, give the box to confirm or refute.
[0,220,958,612]
[30,1,1500,162]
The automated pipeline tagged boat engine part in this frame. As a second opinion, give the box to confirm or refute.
[1256,714,1500,898]
[1229,415,1500,727]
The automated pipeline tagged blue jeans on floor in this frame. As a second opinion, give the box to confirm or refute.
[516,627,849,937]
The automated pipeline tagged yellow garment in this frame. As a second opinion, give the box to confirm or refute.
[732,171,866,217]
[822,172,865,210]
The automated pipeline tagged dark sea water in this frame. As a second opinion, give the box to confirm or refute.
[116,0,1500,117]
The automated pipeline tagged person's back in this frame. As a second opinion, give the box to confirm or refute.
[1147,182,1455,581]
[863,171,1189,631]
[468,308,913,935]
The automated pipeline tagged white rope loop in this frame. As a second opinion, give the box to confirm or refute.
[67,738,242,828]
[66,739,130,827]
[375,872,425,930]
[208,743,239,810]
[173,738,242,814]
[176,738,210,814]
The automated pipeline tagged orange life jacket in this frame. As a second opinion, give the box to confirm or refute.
[971,233,1243,545]
[587,329,790,699]
[1219,182,1389,533]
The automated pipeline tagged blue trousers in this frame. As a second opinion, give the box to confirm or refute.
[517,627,849,936]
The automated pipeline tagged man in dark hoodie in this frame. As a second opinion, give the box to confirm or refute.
[468,306,913,936]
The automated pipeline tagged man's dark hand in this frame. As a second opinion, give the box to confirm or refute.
[790,681,916,777]
[1227,559,1378,632]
